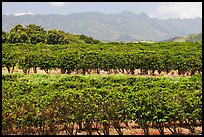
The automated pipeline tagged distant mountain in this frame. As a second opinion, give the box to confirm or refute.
[2,11,202,42]
[162,33,202,42]
[114,34,139,42]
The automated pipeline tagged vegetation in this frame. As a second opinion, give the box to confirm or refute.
[2,24,202,135]
[2,24,101,44]
[2,74,202,135]
[2,41,202,76]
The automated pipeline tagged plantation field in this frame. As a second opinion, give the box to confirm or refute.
[2,74,202,135]
[2,42,202,76]
[2,24,202,135]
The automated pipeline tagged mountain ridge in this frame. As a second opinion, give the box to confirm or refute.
[2,11,202,42]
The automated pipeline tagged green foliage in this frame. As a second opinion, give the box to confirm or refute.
[8,24,29,43]
[2,44,21,73]
[80,34,101,44]
[2,42,202,75]
[26,24,46,44]
[2,74,202,135]
[46,29,62,45]
[3,24,101,44]
[2,30,9,43]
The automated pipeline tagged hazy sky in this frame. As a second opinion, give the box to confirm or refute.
[2,2,202,19]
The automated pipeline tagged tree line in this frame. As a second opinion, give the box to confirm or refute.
[2,24,101,44]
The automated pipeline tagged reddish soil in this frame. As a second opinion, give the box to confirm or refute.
[2,67,191,78]
[7,122,202,135]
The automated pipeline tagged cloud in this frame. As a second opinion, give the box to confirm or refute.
[150,2,202,19]
[14,12,34,16]
[49,2,65,7]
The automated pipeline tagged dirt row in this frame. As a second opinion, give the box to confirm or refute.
[2,67,189,77]
[8,122,202,135]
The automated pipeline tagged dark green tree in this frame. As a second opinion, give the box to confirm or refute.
[26,24,46,44]
[8,24,29,43]
[46,29,62,45]
[2,30,9,43]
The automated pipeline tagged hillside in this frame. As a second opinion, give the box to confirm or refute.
[2,11,202,42]
[162,33,202,42]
